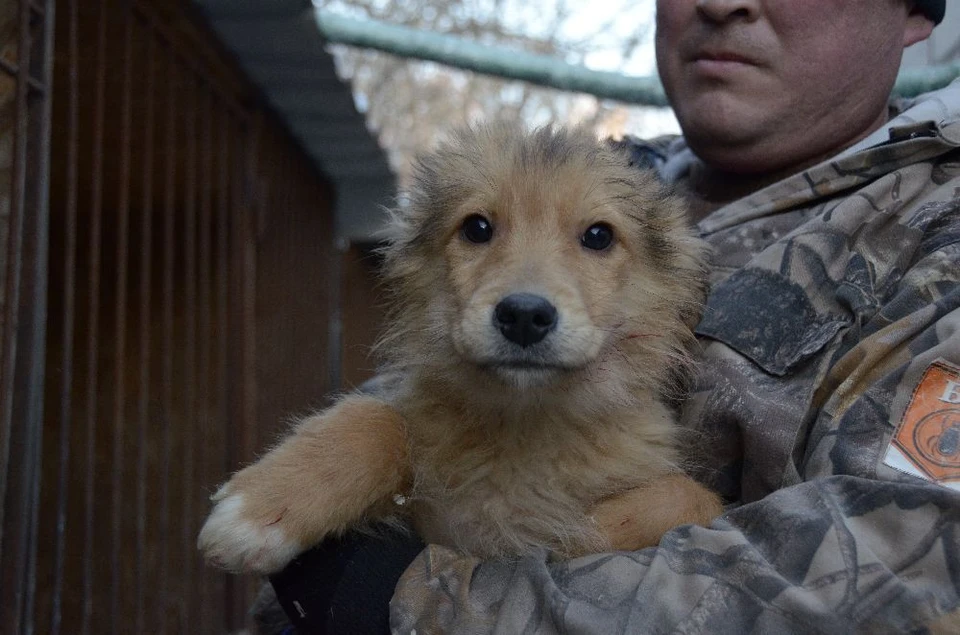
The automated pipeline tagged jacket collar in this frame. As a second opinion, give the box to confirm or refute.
[659,78,960,235]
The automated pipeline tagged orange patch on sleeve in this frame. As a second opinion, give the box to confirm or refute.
[891,361,960,483]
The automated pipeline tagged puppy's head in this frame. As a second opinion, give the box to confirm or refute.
[379,122,707,399]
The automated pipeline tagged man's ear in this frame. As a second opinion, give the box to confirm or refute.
[903,6,935,48]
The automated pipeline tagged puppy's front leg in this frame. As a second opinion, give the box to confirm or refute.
[590,473,723,552]
[198,395,410,574]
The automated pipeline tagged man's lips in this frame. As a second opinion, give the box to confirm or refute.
[689,49,760,77]
[693,50,758,65]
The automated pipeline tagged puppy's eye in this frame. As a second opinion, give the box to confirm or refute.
[581,223,614,251]
[461,214,494,244]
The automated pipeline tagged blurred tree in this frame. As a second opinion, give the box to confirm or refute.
[318,0,675,182]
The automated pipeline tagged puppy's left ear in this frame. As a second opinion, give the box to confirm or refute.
[604,136,627,151]
[604,136,665,172]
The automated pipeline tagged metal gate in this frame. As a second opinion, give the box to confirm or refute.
[0,0,56,631]
[0,0,342,631]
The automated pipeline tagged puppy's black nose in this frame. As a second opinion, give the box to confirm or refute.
[494,293,558,348]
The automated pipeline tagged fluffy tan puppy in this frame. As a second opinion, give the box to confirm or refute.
[198,123,722,574]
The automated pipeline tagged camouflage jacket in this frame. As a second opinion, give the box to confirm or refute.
[390,80,960,634]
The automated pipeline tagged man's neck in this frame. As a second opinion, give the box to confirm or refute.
[680,106,897,226]
[685,155,822,222]
[680,161,795,225]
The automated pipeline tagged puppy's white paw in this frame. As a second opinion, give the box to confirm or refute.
[197,492,303,574]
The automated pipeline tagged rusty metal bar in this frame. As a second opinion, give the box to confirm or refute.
[134,30,157,635]
[51,0,80,632]
[217,107,235,627]
[0,58,46,93]
[224,115,260,626]
[1,0,56,629]
[0,0,35,556]
[181,69,199,633]
[0,0,45,626]
[0,56,15,77]
[20,0,56,624]
[109,2,135,626]
[217,113,230,461]
[198,82,215,635]
[157,40,177,635]
[80,0,109,632]
[241,116,260,465]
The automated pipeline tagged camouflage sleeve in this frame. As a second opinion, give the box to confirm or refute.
[389,240,960,633]
[391,478,958,634]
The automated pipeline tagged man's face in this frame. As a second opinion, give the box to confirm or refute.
[655,0,928,175]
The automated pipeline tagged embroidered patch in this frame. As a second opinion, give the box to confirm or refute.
[884,360,960,491]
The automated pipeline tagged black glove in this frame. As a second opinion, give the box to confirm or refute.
[269,525,425,635]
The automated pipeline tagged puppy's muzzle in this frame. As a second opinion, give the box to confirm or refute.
[493,293,558,348]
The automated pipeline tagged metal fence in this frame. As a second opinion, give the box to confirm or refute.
[0,0,342,632]
[0,0,56,631]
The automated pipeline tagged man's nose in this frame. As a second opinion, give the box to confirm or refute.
[695,0,761,23]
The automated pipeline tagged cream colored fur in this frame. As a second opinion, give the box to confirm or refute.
[198,122,722,573]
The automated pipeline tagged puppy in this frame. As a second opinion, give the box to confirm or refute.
[198,122,722,574]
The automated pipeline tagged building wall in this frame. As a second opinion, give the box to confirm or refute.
[5,0,344,632]
[339,243,387,390]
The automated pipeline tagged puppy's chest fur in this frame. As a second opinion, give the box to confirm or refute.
[398,394,680,559]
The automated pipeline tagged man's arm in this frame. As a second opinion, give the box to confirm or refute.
[261,217,960,634]
[390,240,960,633]
[392,476,959,633]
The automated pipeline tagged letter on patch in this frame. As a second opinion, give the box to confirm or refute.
[941,380,960,405]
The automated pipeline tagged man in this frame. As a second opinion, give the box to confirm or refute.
[267,1,960,632]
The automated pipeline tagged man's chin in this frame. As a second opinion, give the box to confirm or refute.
[675,90,775,145]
